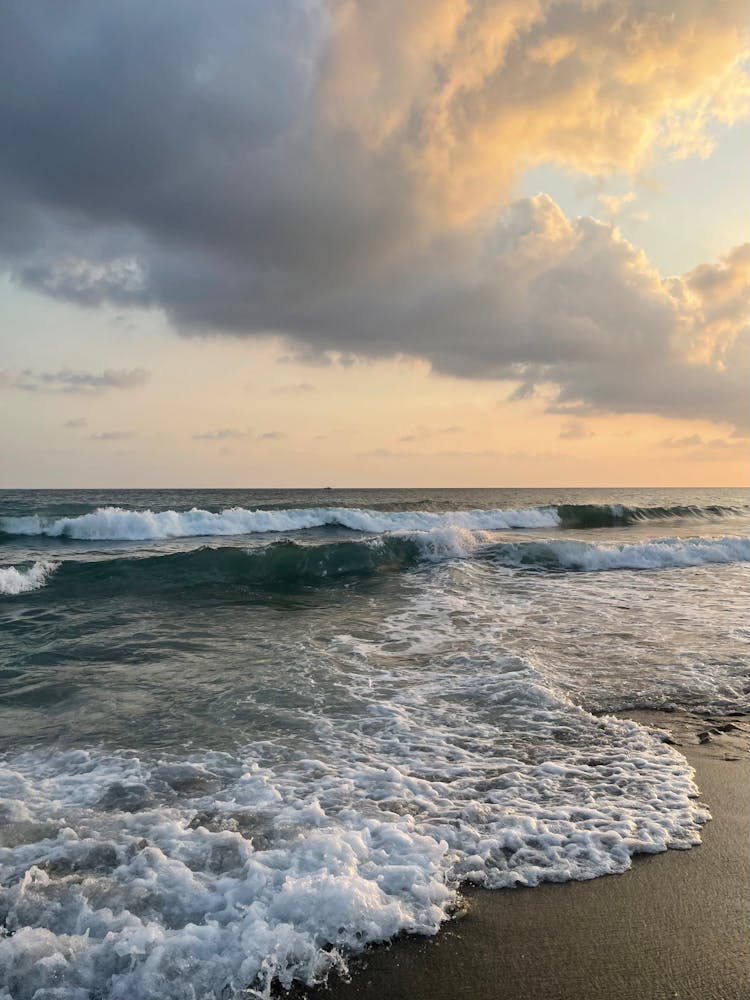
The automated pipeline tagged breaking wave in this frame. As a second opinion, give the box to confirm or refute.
[0,505,556,539]
[1,501,744,541]
[7,532,749,601]
[556,502,747,528]
[0,560,58,596]
[485,535,750,572]
[10,530,475,598]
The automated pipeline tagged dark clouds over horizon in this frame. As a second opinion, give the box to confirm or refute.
[1,0,748,431]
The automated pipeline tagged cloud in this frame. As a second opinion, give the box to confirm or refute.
[0,2,748,431]
[193,428,249,441]
[558,421,594,440]
[272,382,316,394]
[597,192,636,216]
[323,0,749,219]
[2,368,149,393]
[90,431,133,441]
[193,428,283,441]
[660,434,703,448]
[399,425,463,443]
[660,433,747,455]
[357,448,395,458]
[490,201,749,432]
[506,382,536,402]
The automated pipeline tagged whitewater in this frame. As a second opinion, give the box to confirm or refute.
[0,487,748,999]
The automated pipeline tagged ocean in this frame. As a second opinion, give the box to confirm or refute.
[1,487,748,999]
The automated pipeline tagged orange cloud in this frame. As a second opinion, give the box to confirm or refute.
[323,0,749,220]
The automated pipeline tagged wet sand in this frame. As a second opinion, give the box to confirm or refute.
[300,711,750,1000]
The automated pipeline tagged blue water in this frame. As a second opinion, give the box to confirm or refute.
[0,488,748,998]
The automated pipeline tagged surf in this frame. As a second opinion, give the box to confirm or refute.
[3,532,749,603]
[0,560,58,596]
[1,501,744,542]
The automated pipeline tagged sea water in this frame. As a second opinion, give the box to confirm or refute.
[0,487,748,998]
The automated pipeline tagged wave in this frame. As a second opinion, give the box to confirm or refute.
[21,532,464,597]
[0,504,556,539]
[7,532,748,602]
[1,501,745,541]
[485,534,750,571]
[0,559,58,596]
[556,502,747,528]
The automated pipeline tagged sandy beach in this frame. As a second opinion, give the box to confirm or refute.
[301,712,750,1000]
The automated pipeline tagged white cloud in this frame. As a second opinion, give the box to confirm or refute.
[597,192,636,216]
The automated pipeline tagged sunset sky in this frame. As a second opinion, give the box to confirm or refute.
[1,0,748,487]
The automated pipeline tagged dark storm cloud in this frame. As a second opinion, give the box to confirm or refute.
[0,1,748,431]
[0,0,414,309]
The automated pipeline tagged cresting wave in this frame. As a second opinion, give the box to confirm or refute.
[0,532,476,598]
[44,537,429,595]
[1,501,745,541]
[4,533,749,599]
[0,505,557,539]
[555,502,747,528]
[0,560,58,596]
[485,534,750,572]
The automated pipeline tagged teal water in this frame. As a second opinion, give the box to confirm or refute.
[0,488,748,998]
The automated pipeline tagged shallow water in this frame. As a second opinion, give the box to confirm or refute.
[1,488,748,998]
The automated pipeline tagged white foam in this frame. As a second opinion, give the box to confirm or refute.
[495,534,750,571]
[0,560,58,596]
[383,525,485,559]
[0,650,708,999]
[0,504,561,540]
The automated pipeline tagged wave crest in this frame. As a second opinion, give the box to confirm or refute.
[35,534,457,597]
[8,532,748,602]
[2,501,744,541]
[557,502,746,528]
[0,504,558,540]
[0,560,58,596]
[485,535,750,571]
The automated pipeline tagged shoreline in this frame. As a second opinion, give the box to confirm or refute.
[298,711,750,1000]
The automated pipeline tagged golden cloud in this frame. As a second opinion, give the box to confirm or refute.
[324,0,750,220]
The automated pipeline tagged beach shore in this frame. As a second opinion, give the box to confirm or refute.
[300,711,750,1000]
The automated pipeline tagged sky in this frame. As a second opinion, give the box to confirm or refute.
[0,0,748,488]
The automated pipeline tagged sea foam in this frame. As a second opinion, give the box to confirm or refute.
[0,627,709,999]
[0,560,58,596]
